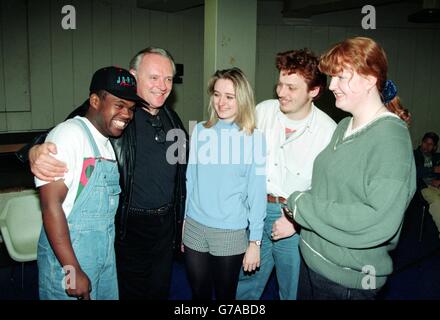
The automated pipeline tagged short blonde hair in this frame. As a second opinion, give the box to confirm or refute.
[204,67,256,134]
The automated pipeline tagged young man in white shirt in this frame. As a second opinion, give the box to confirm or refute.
[236,49,336,300]
[36,67,143,300]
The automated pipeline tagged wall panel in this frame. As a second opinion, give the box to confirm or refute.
[426,30,440,139]
[1,0,30,113]
[50,0,74,124]
[28,0,53,129]
[131,8,150,56]
[72,0,93,106]
[6,112,32,132]
[0,1,204,133]
[310,26,328,55]
[0,1,5,113]
[111,4,132,68]
[92,0,112,70]
[410,30,435,144]
[0,113,5,132]
[275,26,295,53]
[150,11,168,49]
[181,7,204,128]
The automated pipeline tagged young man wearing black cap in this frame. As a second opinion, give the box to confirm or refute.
[36,66,143,300]
[21,47,188,300]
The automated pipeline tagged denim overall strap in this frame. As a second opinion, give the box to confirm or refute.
[75,118,102,158]
[37,118,121,300]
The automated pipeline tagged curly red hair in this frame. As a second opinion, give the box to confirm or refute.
[276,49,327,101]
[319,37,411,125]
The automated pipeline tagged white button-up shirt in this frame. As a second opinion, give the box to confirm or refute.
[256,99,337,198]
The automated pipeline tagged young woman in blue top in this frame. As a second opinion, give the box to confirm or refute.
[182,67,266,300]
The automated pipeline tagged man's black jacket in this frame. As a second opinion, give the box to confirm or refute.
[16,101,189,251]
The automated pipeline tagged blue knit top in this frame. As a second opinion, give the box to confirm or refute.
[185,120,267,241]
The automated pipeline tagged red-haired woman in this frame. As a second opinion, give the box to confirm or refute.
[286,37,416,300]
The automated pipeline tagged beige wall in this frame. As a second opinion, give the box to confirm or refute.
[0,0,204,133]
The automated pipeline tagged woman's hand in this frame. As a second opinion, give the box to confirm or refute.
[271,211,297,241]
[242,242,260,272]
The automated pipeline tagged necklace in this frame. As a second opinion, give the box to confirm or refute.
[339,105,389,149]
[351,105,387,132]
[373,105,387,118]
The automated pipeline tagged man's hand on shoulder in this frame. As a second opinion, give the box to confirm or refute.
[30,142,67,181]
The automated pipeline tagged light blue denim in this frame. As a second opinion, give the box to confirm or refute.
[236,202,300,300]
[38,118,120,300]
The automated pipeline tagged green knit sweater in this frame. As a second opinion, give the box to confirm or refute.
[288,115,416,290]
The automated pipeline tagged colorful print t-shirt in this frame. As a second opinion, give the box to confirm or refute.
[35,116,116,218]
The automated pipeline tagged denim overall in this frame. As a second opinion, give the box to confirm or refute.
[37,118,120,300]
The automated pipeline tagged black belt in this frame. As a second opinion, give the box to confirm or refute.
[128,203,173,215]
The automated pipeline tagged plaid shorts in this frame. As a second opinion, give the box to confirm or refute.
[183,216,248,256]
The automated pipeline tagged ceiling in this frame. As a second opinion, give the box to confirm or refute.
[136,0,205,12]
[136,0,439,22]
[137,0,412,16]
[281,0,407,18]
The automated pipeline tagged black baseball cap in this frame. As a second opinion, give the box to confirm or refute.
[89,66,145,103]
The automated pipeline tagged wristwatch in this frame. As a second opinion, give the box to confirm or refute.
[250,240,262,247]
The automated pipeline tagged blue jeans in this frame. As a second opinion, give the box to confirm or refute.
[236,202,300,300]
[298,256,378,300]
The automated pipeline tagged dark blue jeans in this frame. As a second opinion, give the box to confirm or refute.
[297,255,378,300]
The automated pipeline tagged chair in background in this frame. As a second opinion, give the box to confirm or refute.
[0,189,42,287]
